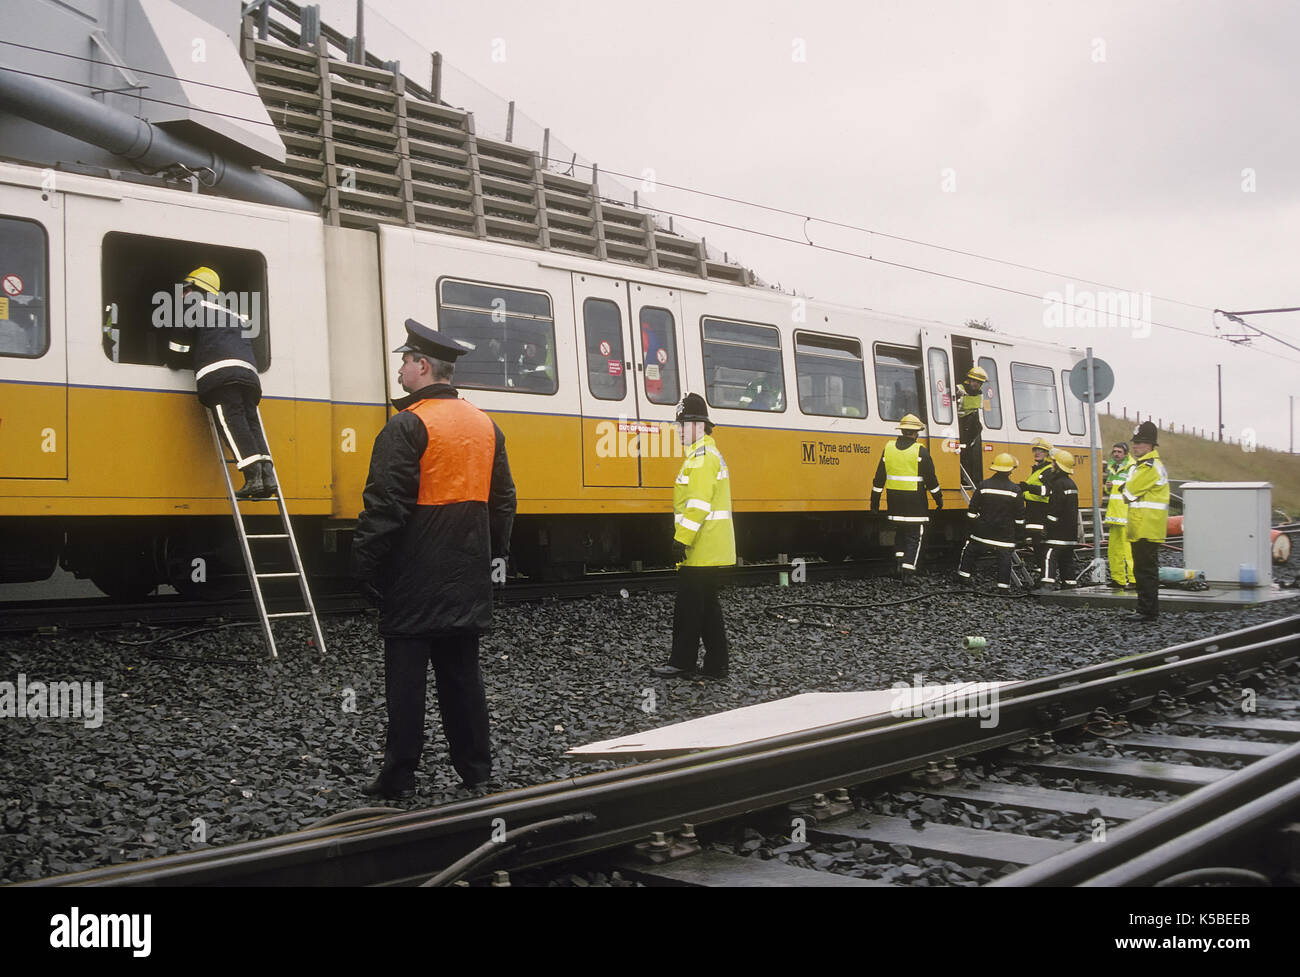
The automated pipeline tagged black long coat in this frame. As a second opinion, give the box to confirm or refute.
[351,385,516,637]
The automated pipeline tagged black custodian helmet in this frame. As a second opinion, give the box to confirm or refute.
[675,392,713,432]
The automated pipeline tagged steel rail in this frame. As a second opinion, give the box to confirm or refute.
[21,616,1298,887]
[993,738,1300,887]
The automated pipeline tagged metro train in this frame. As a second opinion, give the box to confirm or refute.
[0,157,1097,598]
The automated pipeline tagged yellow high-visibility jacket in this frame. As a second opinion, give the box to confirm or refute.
[1104,456,1135,526]
[673,434,736,567]
[1123,448,1169,542]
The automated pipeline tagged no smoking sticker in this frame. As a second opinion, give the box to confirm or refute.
[598,340,611,356]
[656,348,668,364]
[2,274,23,297]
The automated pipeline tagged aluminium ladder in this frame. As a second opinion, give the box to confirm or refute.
[207,409,327,658]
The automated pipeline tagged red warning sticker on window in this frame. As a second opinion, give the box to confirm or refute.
[2,274,23,296]
[598,340,611,356]
[608,360,623,375]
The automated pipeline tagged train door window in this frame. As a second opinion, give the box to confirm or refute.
[978,356,1003,430]
[583,297,625,401]
[100,233,269,369]
[794,332,867,417]
[926,347,954,424]
[437,279,556,394]
[1011,362,1060,433]
[701,317,785,411]
[639,306,680,405]
[1061,368,1087,436]
[0,217,49,358]
[873,343,925,423]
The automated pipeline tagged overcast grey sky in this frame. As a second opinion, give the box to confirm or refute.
[323,0,1300,451]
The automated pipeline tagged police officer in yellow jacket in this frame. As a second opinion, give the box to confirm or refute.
[653,394,735,679]
[871,413,943,577]
[1124,421,1170,622]
[1103,442,1136,589]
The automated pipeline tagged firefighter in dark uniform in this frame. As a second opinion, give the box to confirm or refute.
[166,266,274,499]
[958,452,1024,591]
[1020,437,1054,568]
[351,319,517,799]
[871,413,943,577]
[956,365,988,488]
[1041,448,1080,589]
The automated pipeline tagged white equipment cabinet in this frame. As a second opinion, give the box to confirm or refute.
[1181,482,1273,586]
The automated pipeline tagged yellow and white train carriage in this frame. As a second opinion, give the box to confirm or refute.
[0,157,1096,595]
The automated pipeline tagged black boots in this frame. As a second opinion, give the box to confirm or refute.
[234,461,277,500]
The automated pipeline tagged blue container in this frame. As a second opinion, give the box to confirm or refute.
[1239,564,1258,588]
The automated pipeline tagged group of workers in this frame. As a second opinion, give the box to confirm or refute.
[874,364,1170,624]
[166,286,1169,795]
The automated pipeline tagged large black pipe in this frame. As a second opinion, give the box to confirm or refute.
[0,67,315,212]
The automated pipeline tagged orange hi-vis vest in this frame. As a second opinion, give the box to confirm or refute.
[402,397,495,505]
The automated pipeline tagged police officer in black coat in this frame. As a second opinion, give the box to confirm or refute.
[351,319,516,799]
[165,266,275,499]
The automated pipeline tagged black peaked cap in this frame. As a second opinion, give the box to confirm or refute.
[393,318,474,359]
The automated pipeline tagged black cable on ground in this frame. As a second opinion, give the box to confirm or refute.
[98,624,261,665]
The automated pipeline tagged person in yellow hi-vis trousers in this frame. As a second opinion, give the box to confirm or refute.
[1103,441,1137,589]
[652,393,736,680]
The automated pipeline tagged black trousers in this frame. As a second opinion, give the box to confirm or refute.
[380,634,492,786]
[890,519,927,573]
[1043,544,1076,585]
[1131,539,1160,619]
[208,384,270,470]
[669,566,729,675]
[959,438,983,485]
[958,537,1014,589]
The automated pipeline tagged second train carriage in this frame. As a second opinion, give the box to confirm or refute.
[0,159,1097,595]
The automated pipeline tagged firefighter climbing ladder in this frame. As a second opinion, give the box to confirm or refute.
[207,410,327,659]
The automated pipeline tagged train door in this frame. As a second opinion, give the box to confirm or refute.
[571,273,687,488]
[0,187,66,479]
[919,326,959,489]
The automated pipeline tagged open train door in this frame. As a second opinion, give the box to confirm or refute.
[919,326,960,492]
[968,337,1007,459]
[0,180,66,480]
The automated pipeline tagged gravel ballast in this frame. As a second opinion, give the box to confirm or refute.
[1,556,1297,884]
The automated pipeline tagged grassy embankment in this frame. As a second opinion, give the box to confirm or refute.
[1098,415,1300,518]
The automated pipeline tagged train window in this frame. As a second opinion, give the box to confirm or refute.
[795,332,867,418]
[0,217,49,358]
[639,307,680,405]
[437,278,556,394]
[701,317,785,411]
[978,356,1003,430]
[100,233,269,370]
[583,298,625,401]
[1061,368,1087,435]
[926,347,954,425]
[873,343,926,423]
[1011,362,1061,433]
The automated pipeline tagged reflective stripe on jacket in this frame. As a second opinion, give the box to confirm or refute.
[674,434,736,567]
[1123,448,1169,542]
[1104,456,1135,526]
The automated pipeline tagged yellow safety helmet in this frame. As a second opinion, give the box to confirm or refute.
[990,452,1017,472]
[184,266,221,294]
[1030,437,1054,453]
[965,366,988,383]
[1051,448,1075,474]
[897,413,924,431]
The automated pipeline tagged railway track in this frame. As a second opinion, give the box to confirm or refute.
[19,614,1299,887]
[0,558,894,635]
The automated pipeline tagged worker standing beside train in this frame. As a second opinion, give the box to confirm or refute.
[165,266,275,499]
[1103,442,1136,589]
[1124,421,1170,623]
[351,319,517,799]
[957,452,1023,591]
[1040,448,1080,590]
[871,413,944,578]
[956,366,988,488]
[652,394,735,679]
[1020,437,1055,571]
